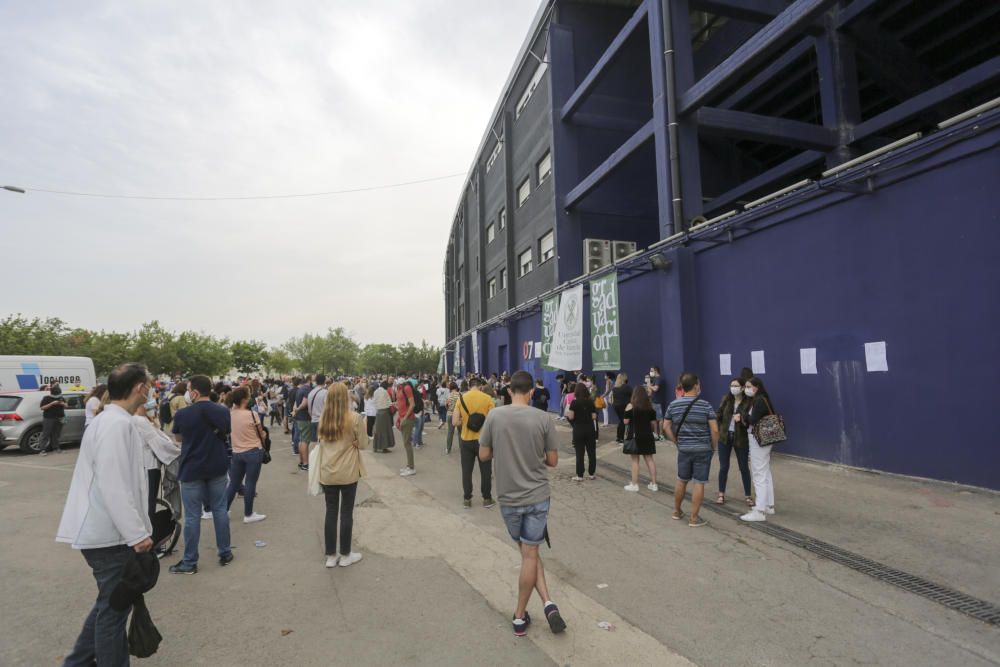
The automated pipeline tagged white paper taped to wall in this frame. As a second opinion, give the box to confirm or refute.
[865,341,888,372]
[751,350,766,374]
[800,348,817,374]
[719,354,731,376]
[534,341,542,358]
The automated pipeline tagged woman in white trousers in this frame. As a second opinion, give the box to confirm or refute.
[739,377,775,522]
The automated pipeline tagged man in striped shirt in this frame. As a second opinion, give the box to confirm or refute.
[665,372,719,528]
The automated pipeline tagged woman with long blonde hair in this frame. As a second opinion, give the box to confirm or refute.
[317,383,368,568]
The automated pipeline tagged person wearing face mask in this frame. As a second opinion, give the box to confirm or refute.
[646,367,666,441]
[133,398,182,522]
[716,378,753,507]
[38,382,68,455]
[739,377,776,522]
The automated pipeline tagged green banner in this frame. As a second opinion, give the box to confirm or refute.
[541,294,560,371]
[590,272,620,371]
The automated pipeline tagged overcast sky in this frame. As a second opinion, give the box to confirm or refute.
[0,0,540,348]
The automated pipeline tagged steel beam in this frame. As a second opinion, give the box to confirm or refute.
[697,107,838,149]
[679,0,840,114]
[852,56,1000,141]
[815,12,860,165]
[705,149,824,212]
[689,0,790,24]
[719,38,813,109]
[846,17,941,103]
[563,119,655,210]
[560,0,648,122]
[693,19,762,79]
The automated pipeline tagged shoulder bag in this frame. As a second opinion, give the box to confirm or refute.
[250,412,272,464]
[669,399,698,442]
[752,397,787,446]
[459,394,486,432]
[622,411,639,455]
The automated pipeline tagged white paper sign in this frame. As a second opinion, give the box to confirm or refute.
[865,341,888,372]
[800,348,817,374]
[751,350,766,374]
[471,333,480,374]
[547,284,584,371]
[534,341,542,359]
[719,353,732,376]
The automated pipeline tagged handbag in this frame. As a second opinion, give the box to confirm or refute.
[308,444,322,496]
[622,418,638,455]
[594,395,606,410]
[251,412,272,464]
[752,397,787,446]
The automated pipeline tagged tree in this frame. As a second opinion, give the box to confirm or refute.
[357,343,401,374]
[64,328,135,376]
[132,321,181,377]
[0,315,68,355]
[230,340,269,375]
[396,340,441,375]
[265,349,295,375]
[174,330,231,377]
[284,328,359,375]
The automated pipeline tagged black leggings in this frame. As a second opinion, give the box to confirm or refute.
[575,440,597,477]
[366,415,375,437]
[323,482,358,556]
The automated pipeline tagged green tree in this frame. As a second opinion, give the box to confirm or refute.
[230,339,269,375]
[357,343,401,374]
[395,340,441,375]
[174,331,232,377]
[63,328,135,376]
[265,349,295,375]
[132,321,181,377]
[0,315,68,355]
[284,327,359,375]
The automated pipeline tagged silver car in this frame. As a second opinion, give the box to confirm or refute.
[0,391,88,453]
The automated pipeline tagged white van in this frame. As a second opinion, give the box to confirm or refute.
[0,356,97,393]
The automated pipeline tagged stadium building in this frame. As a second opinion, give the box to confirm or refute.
[442,0,1000,489]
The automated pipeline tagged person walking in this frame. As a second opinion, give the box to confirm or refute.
[169,375,233,574]
[530,379,550,412]
[717,377,753,507]
[611,373,632,443]
[224,386,267,524]
[436,382,449,428]
[566,384,598,481]
[453,377,495,509]
[395,378,417,476]
[317,383,368,568]
[477,371,566,638]
[38,382,68,455]
[665,373,718,528]
[445,381,461,454]
[57,363,154,666]
[740,377,777,522]
[372,380,395,453]
[622,385,658,492]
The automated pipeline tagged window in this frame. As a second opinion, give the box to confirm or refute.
[498,207,507,230]
[518,248,533,277]
[537,150,552,183]
[539,231,555,263]
[488,277,497,298]
[475,256,479,271]
[499,267,507,290]
[486,223,495,243]
[516,61,549,118]
[486,136,503,173]
[517,177,531,207]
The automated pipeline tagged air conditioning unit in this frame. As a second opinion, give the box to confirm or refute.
[612,241,637,262]
[583,239,611,274]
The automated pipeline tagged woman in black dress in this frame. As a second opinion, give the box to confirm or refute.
[567,383,598,481]
[623,385,658,492]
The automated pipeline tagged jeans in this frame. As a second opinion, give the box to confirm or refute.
[460,439,492,500]
[677,449,713,484]
[718,437,752,496]
[574,440,597,477]
[40,418,64,452]
[291,420,300,454]
[446,419,456,453]
[323,482,358,555]
[614,404,627,441]
[411,412,425,446]
[399,417,415,468]
[437,405,447,422]
[180,475,231,565]
[500,499,550,545]
[226,449,263,516]
[749,433,774,511]
[64,545,132,667]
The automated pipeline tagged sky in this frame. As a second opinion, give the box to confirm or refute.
[0,0,541,349]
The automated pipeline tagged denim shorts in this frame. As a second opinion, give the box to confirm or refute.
[653,403,664,421]
[677,449,713,484]
[500,499,550,545]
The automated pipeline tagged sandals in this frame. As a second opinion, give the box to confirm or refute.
[716,493,726,504]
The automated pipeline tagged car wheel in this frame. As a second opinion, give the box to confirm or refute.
[19,427,43,453]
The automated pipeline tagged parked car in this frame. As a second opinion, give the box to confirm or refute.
[0,391,88,453]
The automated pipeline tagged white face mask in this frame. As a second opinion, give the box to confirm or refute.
[184,391,191,403]
[730,386,742,396]
[744,387,756,397]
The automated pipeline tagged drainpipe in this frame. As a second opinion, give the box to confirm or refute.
[662,0,685,235]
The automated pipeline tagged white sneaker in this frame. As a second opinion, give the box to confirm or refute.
[201,511,212,520]
[325,555,339,568]
[339,552,363,567]
[624,483,639,492]
[571,476,584,482]
[399,467,416,477]
[740,510,767,522]
[243,512,267,524]
[647,483,659,492]
[765,506,775,515]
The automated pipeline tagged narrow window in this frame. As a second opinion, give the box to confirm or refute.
[537,150,552,183]
[518,248,533,277]
[539,231,555,263]
[488,278,497,298]
[517,178,531,207]
[486,223,495,243]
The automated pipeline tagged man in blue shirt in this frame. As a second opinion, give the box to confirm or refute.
[665,372,719,528]
[170,374,232,574]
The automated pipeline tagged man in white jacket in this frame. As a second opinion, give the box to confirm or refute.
[57,362,154,666]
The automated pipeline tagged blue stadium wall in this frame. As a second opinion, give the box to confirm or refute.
[460,120,1000,490]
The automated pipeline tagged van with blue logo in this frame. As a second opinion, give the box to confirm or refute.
[0,356,96,394]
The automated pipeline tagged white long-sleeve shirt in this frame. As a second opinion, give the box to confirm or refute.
[56,404,152,549]
[132,415,181,470]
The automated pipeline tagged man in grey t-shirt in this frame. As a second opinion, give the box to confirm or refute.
[479,371,566,638]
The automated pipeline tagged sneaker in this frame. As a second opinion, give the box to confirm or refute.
[399,467,416,477]
[201,511,212,520]
[219,552,234,566]
[38,451,48,457]
[740,510,767,522]
[169,561,198,575]
[482,497,496,509]
[543,603,567,634]
[647,483,659,492]
[571,476,584,482]
[765,506,775,515]
[463,499,472,510]
[339,552,363,567]
[325,555,340,568]
[624,483,640,492]
[688,516,708,528]
[243,512,267,524]
[512,611,531,637]
[587,475,596,480]
[297,463,308,471]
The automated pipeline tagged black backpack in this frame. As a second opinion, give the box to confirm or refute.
[159,397,174,424]
[410,384,424,413]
